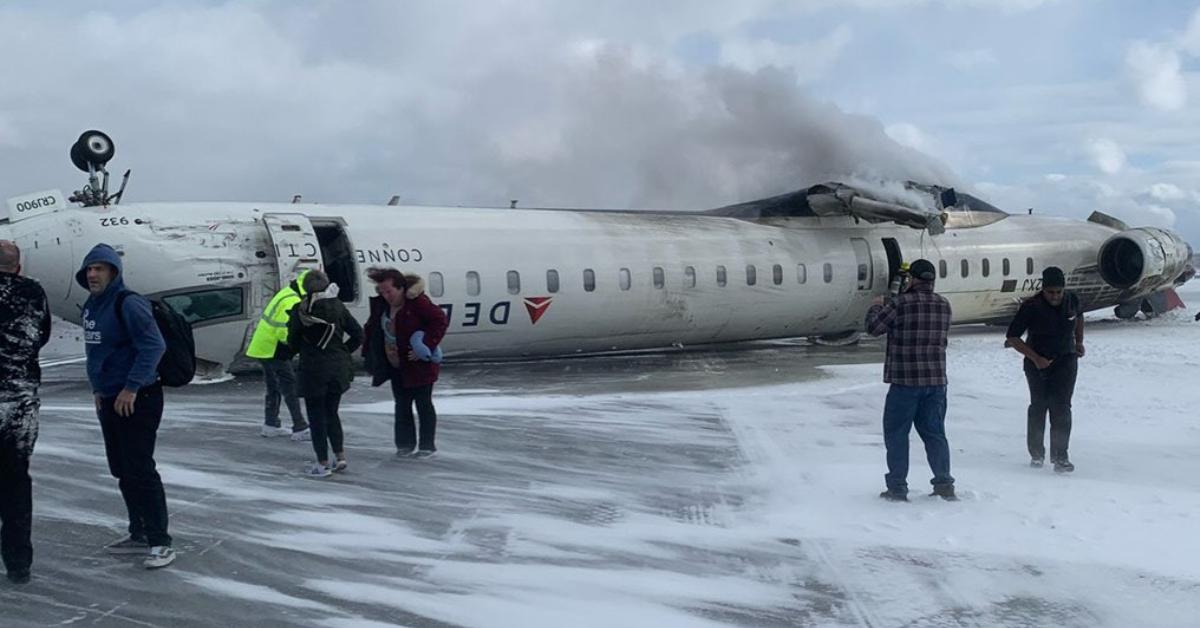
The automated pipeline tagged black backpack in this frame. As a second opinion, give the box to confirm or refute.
[115,291,196,387]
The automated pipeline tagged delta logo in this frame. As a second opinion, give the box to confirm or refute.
[523,296,553,325]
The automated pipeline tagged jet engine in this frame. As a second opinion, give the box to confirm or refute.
[1097,227,1192,292]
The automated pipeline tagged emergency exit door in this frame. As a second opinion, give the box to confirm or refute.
[263,213,324,288]
[851,238,874,291]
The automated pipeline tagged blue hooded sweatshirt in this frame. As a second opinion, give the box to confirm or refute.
[76,244,166,397]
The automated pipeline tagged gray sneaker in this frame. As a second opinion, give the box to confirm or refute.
[414,449,438,459]
[144,546,176,570]
[105,536,149,555]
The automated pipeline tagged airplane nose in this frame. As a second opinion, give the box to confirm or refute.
[4,212,80,314]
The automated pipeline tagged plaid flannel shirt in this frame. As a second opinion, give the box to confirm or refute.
[865,282,952,386]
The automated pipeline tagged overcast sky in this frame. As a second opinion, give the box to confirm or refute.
[2,1,1198,243]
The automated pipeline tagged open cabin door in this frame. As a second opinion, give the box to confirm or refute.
[263,213,324,290]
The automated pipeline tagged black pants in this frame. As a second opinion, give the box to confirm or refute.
[98,385,171,548]
[261,358,306,430]
[0,398,37,575]
[1025,355,1078,462]
[391,378,437,452]
[305,383,344,463]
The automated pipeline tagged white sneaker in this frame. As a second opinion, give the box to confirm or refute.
[144,546,176,569]
[304,462,332,478]
[290,428,312,442]
[261,425,291,438]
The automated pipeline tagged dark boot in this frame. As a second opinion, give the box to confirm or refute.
[931,484,958,501]
[879,489,908,502]
[6,569,30,584]
[1054,459,1075,473]
[1030,457,1044,468]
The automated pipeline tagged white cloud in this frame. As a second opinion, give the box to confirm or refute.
[0,113,21,148]
[1086,138,1128,175]
[884,122,933,152]
[1148,182,1187,202]
[946,48,998,71]
[1125,41,1187,111]
[718,25,852,82]
[1179,6,1200,57]
[1044,173,1068,182]
[1143,203,1178,224]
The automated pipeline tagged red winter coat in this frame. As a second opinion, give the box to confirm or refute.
[363,273,448,389]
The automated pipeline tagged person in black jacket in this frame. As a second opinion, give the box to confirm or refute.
[0,241,51,584]
[286,270,363,478]
[1006,266,1083,473]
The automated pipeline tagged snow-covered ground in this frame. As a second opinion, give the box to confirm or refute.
[5,287,1200,627]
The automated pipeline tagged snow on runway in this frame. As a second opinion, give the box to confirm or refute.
[4,291,1200,627]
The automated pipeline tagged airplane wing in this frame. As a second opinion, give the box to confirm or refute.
[707,182,948,234]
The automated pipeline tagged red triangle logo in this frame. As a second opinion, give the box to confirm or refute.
[523,297,553,325]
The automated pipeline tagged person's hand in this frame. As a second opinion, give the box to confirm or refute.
[1075,343,1086,358]
[1194,311,1200,322]
[407,350,420,362]
[1032,355,1053,370]
[94,395,102,414]
[871,296,886,307]
[115,389,138,417]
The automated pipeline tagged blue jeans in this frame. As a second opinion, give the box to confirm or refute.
[882,384,953,491]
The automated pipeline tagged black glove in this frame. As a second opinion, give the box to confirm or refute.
[1194,311,1200,322]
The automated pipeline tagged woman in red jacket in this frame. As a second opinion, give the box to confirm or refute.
[363,267,449,458]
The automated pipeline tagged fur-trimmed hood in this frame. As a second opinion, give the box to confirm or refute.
[402,273,425,299]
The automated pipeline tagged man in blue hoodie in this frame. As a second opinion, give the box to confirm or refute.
[77,244,175,569]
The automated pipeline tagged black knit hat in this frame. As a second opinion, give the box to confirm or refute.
[1042,266,1066,288]
[909,259,937,281]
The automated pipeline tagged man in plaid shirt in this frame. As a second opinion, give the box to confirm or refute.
[865,259,956,502]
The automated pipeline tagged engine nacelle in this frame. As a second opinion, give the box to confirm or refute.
[1097,227,1192,292]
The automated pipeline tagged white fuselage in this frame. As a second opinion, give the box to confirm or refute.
[0,201,1150,370]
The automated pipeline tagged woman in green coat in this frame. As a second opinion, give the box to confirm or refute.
[286,270,363,477]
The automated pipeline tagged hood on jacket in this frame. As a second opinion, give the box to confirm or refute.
[403,273,425,299]
[289,269,312,297]
[74,244,126,296]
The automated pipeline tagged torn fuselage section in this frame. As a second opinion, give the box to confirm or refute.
[708,181,1006,234]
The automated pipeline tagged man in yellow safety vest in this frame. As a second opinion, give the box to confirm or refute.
[246,270,311,440]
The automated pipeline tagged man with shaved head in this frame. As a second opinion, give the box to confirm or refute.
[0,240,51,584]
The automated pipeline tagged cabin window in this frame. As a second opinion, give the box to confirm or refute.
[428,272,444,298]
[546,269,559,293]
[982,259,991,277]
[466,271,480,297]
[507,270,521,295]
[162,287,243,326]
[797,264,807,284]
[653,267,665,289]
[583,269,596,292]
[961,259,970,278]
[684,266,696,289]
[823,263,833,284]
[939,260,948,279]
[772,264,783,285]
[746,265,757,286]
[716,265,727,287]
[1026,257,1034,275]
[1002,259,1011,277]
[619,268,632,291]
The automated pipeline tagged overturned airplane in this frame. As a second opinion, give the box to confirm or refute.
[2,131,1193,374]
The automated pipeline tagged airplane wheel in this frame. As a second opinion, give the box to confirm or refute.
[1113,301,1140,320]
[70,130,115,172]
[810,331,862,346]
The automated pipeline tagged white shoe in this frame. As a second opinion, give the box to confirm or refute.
[304,462,332,478]
[290,428,312,442]
[144,546,176,569]
[261,425,291,438]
